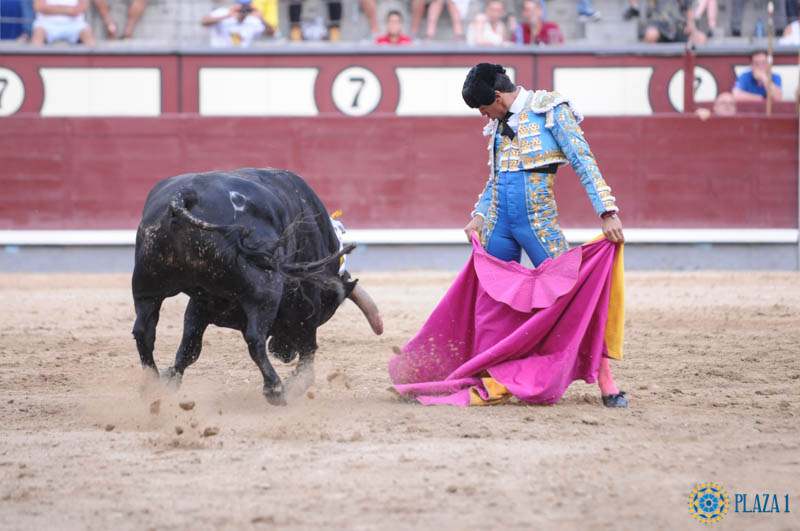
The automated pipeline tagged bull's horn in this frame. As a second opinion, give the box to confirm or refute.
[348,284,383,335]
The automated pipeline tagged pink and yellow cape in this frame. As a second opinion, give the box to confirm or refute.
[389,234,624,406]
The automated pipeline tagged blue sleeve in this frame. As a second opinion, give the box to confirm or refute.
[549,103,618,216]
[471,174,495,218]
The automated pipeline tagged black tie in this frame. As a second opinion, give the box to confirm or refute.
[498,111,515,140]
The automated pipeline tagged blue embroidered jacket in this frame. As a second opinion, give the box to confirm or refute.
[472,90,618,255]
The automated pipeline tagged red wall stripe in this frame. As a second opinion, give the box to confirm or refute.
[0,115,796,231]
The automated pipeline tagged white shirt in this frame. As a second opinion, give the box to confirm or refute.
[35,0,86,25]
[505,86,530,133]
[208,7,266,48]
[468,18,504,45]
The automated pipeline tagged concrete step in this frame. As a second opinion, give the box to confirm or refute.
[584,18,639,43]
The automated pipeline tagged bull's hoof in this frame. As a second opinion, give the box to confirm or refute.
[286,367,315,399]
[142,365,160,380]
[159,367,182,390]
[138,366,162,399]
[263,385,287,406]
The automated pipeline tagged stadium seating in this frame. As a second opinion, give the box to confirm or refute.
[4,0,796,45]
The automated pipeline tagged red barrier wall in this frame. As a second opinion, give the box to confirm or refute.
[0,114,796,230]
[2,51,798,116]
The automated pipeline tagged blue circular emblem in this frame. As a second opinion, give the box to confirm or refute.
[688,483,730,524]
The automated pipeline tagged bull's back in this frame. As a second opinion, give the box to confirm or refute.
[135,168,339,267]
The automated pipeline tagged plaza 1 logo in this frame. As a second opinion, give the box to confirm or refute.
[688,483,730,524]
[689,483,792,524]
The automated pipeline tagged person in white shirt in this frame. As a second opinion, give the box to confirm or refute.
[201,0,268,48]
[31,0,96,45]
[467,0,507,45]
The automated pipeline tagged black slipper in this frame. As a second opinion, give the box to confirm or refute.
[602,390,628,408]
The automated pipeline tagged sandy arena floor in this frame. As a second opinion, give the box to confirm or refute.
[0,270,798,530]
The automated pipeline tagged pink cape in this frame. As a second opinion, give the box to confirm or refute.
[389,234,620,406]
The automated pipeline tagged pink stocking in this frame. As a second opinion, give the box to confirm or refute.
[598,356,619,395]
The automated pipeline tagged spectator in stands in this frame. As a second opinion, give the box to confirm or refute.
[696,91,736,120]
[250,0,278,37]
[732,50,783,102]
[728,0,747,37]
[512,0,563,44]
[201,0,269,47]
[468,0,508,45]
[359,0,380,38]
[376,9,413,44]
[692,0,717,37]
[0,0,34,41]
[788,0,799,27]
[30,0,95,45]
[420,0,464,40]
[346,0,425,41]
[642,0,706,44]
[623,0,640,20]
[356,0,443,41]
[578,0,601,21]
[729,0,785,37]
[92,0,145,39]
[780,19,800,44]
[287,0,342,41]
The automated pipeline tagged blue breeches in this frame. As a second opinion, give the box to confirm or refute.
[484,170,567,267]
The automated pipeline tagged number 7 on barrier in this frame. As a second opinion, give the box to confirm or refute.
[0,79,8,108]
[349,76,365,108]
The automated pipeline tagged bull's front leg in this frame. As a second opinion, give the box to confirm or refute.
[132,296,164,377]
[241,299,285,406]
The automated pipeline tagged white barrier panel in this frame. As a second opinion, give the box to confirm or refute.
[0,229,796,246]
[553,67,654,116]
[199,67,318,116]
[40,68,161,116]
[395,67,516,116]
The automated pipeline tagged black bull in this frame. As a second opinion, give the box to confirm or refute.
[132,168,382,405]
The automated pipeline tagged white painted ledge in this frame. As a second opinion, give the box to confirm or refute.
[0,228,797,246]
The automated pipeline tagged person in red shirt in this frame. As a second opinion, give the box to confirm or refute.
[514,0,563,45]
[376,10,413,44]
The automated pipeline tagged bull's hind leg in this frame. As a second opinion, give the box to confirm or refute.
[162,298,210,388]
[132,297,164,376]
[241,300,285,406]
[286,328,318,397]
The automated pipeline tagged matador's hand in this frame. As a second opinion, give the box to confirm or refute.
[602,215,625,243]
[463,216,484,243]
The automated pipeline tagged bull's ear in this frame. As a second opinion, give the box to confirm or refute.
[340,270,358,298]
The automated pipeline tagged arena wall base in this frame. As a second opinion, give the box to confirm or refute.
[0,246,136,274]
[1,243,796,273]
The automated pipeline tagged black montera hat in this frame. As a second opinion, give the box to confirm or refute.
[462,63,506,108]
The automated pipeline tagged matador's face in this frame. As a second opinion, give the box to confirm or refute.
[478,91,510,120]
